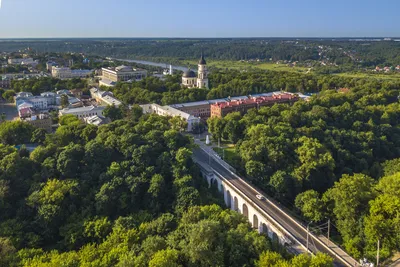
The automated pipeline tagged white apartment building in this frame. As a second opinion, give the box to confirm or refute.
[40,92,61,106]
[16,92,61,112]
[8,58,37,65]
[16,96,49,110]
[140,103,200,132]
[51,66,92,79]
[90,87,122,107]
[59,105,105,119]
[101,65,147,82]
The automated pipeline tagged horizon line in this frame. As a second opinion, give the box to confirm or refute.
[0,36,399,40]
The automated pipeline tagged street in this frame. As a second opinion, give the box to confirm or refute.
[192,147,357,267]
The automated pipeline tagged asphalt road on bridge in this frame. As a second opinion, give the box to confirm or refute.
[193,147,353,267]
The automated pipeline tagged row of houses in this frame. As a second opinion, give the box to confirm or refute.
[170,91,309,119]
[14,87,122,132]
[210,93,298,117]
[141,91,308,132]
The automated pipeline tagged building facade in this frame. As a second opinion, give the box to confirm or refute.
[170,98,228,119]
[90,87,122,107]
[101,66,147,83]
[8,58,35,65]
[0,78,11,88]
[51,67,92,79]
[211,93,299,118]
[59,106,105,119]
[182,54,209,89]
[141,103,200,132]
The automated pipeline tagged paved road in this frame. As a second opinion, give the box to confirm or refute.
[193,147,357,267]
[0,101,18,121]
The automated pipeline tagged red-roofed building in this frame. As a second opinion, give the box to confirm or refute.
[210,93,298,118]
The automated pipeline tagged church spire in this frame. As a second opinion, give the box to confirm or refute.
[199,53,206,65]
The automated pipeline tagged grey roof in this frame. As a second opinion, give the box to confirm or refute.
[170,98,228,108]
[59,105,105,115]
[199,54,206,65]
[183,69,196,78]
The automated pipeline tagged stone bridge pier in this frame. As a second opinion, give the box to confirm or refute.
[205,169,287,245]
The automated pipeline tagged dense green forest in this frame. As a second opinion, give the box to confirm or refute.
[105,68,400,106]
[207,87,400,261]
[0,110,335,266]
[1,39,400,67]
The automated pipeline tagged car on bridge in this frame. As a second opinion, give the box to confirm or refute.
[256,194,265,200]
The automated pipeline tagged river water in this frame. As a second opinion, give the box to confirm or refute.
[114,58,190,72]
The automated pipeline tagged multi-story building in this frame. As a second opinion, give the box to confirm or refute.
[69,89,83,98]
[210,93,299,118]
[8,58,36,65]
[90,87,122,107]
[0,78,11,88]
[51,66,92,79]
[40,92,61,106]
[16,96,49,110]
[141,103,200,132]
[22,114,53,132]
[84,115,109,126]
[101,65,147,83]
[16,92,61,112]
[59,105,105,119]
[46,61,56,72]
[169,98,228,119]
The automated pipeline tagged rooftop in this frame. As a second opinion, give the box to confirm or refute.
[170,98,228,109]
[212,93,298,109]
[59,105,105,114]
[141,103,195,120]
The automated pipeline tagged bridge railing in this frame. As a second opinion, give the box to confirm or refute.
[194,150,359,267]
[227,171,358,267]
[194,159,311,253]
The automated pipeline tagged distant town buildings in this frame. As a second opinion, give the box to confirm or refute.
[210,93,298,118]
[182,54,209,89]
[90,87,122,107]
[8,57,38,66]
[0,77,11,88]
[141,103,200,132]
[163,65,173,75]
[100,65,148,87]
[46,61,56,72]
[83,115,110,126]
[51,66,92,79]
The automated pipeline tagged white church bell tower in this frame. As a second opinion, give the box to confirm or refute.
[197,54,209,89]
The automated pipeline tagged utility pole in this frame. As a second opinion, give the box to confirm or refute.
[376,239,380,267]
[327,219,330,245]
[306,224,309,254]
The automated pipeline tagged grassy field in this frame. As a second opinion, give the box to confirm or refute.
[213,145,240,165]
[180,59,309,73]
[333,72,400,80]
[142,56,400,80]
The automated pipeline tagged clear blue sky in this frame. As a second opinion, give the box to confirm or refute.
[0,0,398,38]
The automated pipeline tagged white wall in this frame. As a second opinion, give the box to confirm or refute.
[203,170,287,244]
